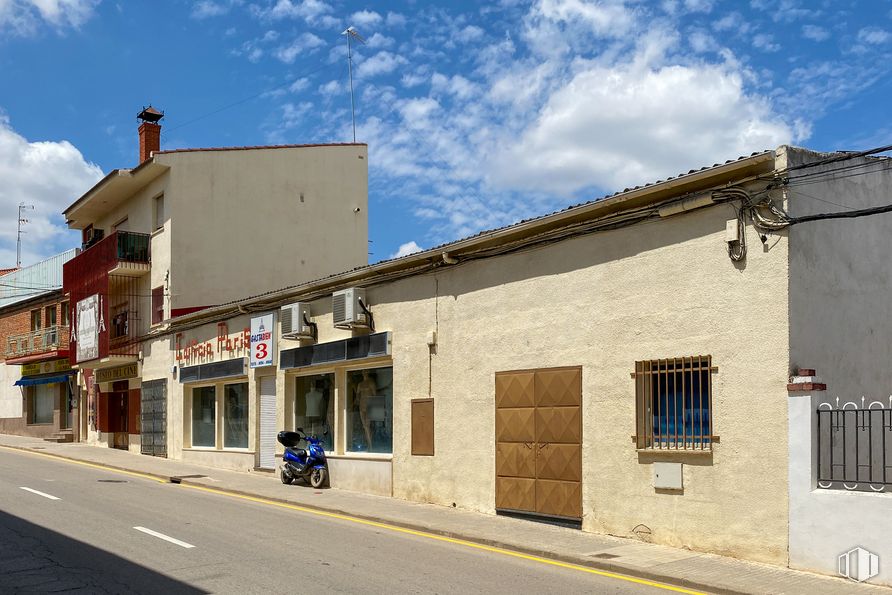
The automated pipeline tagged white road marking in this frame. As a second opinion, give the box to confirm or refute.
[133,526,195,549]
[19,487,60,500]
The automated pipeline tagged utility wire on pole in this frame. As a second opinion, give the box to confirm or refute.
[343,26,365,143]
[16,203,34,268]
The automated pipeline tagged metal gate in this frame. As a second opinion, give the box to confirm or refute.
[495,366,582,520]
[140,379,167,457]
[259,376,277,469]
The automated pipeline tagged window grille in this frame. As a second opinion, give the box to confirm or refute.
[634,356,713,450]
[817,405,892,492]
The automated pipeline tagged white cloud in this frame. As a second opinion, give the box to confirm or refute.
[259,0,332,25]
[318,79,340,95]
[274,32,325,63]
[858,27,890,45]
[454,25,484,43]
[366,32,394,48]
[688,29,718,53]
[683,0,713,13]
[391,241,423,258]
[0,0,99,35]
[191,1,228,19]
[801,24,829,42]
[289,77,309,92]
[531,0,634,38]
[356,51,407,78]
[752,33,780,52]
[487,60,792,194]
[712,12,750,34]
[385,11,406,28]
[0,111,103,266]
[349,9,381,28]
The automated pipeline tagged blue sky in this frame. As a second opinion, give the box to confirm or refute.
[1,0,891,268]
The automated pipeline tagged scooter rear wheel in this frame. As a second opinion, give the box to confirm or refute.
[309,467,327,489]
[280,469,294,485]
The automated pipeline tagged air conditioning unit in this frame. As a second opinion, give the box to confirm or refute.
[280,302,313,339]
[332,288,367,328]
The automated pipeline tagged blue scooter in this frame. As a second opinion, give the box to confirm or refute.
[278,429,329,488]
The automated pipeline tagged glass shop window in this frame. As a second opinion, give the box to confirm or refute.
[294,373,334,450]
[224,382,249,449]
[346,366,393,454]
[192,386,216,447]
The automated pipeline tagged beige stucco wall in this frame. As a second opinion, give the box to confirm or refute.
[161,145,368,311]
[276,192,791,564]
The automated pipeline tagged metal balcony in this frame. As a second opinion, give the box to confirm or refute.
[5,325,70,360]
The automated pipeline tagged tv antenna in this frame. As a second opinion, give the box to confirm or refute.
[16,202,34,268]
[342,26,366,143]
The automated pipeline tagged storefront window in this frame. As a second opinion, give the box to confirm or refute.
[295,373,334,450]
[224,383,249,449]
[346,367,393,454]
[30,384,54,424]
[192,386,216,447]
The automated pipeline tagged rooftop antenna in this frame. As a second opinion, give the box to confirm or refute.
[16,202,34,268]
[342,26,366,143]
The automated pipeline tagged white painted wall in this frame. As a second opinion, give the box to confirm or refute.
[0,362,22,418]
[788,391,891,586]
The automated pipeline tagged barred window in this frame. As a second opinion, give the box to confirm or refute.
[635,356,713,450]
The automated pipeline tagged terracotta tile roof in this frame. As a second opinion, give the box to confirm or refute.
[0,268,17,276]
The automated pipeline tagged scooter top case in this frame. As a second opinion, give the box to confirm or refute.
[277,431,303,448]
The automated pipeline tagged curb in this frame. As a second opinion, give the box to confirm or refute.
[2,442,867,595]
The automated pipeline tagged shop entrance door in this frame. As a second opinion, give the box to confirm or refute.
[495,366,582,521]
[111,380,129,450]
[258,376,277,469]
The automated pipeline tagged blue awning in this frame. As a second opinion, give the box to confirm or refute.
[15,374,71,387]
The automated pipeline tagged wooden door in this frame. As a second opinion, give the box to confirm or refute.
[495,367,582,520]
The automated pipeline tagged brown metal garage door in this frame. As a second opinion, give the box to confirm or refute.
[495,366,582,520]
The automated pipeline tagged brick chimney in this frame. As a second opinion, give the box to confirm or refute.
[137,105,164,163]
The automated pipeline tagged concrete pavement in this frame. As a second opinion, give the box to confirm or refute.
[0,433,887,595]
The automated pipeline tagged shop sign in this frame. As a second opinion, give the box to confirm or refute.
[22,359,71,377]
[250,313,276,368]
[176,322,250,366]
[74,294,102,362]
[96,363,139,384]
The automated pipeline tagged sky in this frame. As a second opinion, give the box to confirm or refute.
[1,0,891,268]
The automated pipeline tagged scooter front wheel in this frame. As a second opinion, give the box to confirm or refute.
[280,469,294,485]
[309,467,327,489]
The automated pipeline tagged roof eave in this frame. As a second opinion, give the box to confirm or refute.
[63,158,170,228]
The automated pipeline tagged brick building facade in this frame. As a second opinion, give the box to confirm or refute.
[0,252,78,440]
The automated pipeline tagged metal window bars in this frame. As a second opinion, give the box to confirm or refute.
[635,356,713,451]
[817,399,892,492]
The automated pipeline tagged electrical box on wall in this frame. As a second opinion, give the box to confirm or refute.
[725,219,740,242]
[654,462,683,490]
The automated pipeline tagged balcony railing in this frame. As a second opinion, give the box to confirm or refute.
[115,231,150,263]
[6,325,69,359]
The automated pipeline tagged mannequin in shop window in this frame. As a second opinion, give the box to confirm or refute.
[354,370,377,449]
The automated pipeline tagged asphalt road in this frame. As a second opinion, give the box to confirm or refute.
[0,448,687,594]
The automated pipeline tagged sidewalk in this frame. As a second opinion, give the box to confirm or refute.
[0,434,886,595]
